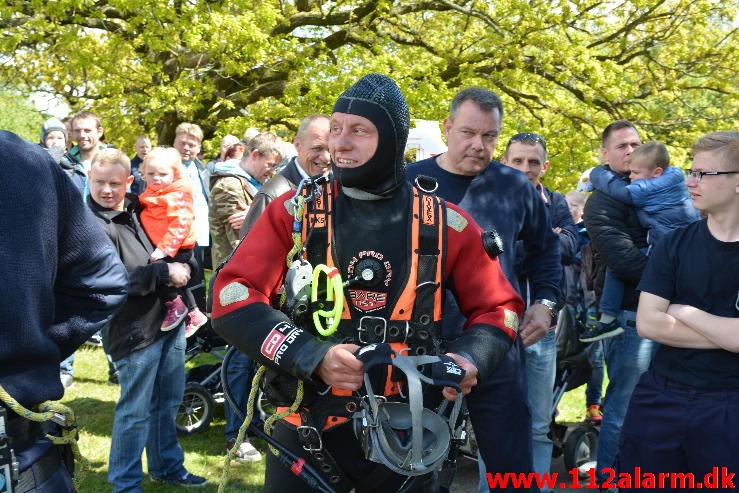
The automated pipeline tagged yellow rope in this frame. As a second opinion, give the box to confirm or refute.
[217,365,305,492]
[286,194,306,268]
[0,385,89,490]
[263,379,304,457]
[219,189,311,491]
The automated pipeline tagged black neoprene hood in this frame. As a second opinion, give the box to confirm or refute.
[332,73,410,196]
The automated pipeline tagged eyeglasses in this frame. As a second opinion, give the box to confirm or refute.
[684,169,739,182]
[508,133,547,151]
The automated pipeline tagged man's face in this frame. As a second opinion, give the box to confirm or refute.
[501,141,549,185]
[295,119,331,176]
[442,100,501,176]
[219,135,240,160]
[135,138,151,160]
[173,133,202,162]
[329,113,379,169]
[686,150,739,214]
[601,127,640,174]
[72,116,103,152]
[89,163,133,211]
[241,150,281,184]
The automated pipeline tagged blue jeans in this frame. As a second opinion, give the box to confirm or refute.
[599,248,648,317]
[525,330,557,493]
[598,268,624,317]
[596,310,655,484]
[109,326,188,493]
[585,341,604,406]
[224,350,255,442]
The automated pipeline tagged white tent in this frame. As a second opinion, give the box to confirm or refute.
[405,119,447,161]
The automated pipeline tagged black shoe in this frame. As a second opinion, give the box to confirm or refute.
[151,472,207,487]
[580,317,624,342]
[107,373,119,385]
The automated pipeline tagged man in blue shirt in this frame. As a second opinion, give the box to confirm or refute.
[407,88,562,491]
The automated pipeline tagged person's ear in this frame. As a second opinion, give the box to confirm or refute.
[442,117,452,141]
[654,167,664,177]
[126,174,135,187]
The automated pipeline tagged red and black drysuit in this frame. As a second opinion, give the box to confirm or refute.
[211,73,523,492]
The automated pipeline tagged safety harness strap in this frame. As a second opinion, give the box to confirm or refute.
[302,183,444,345]
[295,411,354,492]
[413,191,443,324]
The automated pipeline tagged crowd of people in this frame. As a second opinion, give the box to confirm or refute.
[0,73,736,493]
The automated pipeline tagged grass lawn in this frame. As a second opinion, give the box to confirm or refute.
[62,344,595,492]
[62,345,264,492]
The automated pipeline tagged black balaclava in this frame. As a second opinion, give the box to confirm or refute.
[332,73,410,196]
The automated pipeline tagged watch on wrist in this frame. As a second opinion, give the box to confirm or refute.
[534,298,557,315]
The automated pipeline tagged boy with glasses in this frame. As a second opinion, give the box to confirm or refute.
[617,131,739,491]
[580,141,700,342]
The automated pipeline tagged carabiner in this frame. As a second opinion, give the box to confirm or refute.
[311,264,344,337]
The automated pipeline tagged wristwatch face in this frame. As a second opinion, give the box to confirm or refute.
[536,299,557,311]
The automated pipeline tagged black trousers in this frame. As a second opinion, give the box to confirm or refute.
[264,421,415,493]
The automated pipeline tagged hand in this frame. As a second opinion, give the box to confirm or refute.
[553,226,562,234]
[519,303,553,347]
[441,353,478,401]
[227,209,248,232]
[166,262,192,288]
[150,248,166,261]
[314,344,363,391]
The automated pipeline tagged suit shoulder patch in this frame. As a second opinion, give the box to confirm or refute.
[446,208,468,232]
[219,282,249,306]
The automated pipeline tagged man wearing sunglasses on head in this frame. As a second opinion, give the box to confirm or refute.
[407,88,563,492]
[501,132,579,492]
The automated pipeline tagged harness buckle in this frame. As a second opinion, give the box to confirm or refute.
[358,316,387,344]
[297,426,323,453]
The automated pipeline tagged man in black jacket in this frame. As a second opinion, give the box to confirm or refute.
[0,130,128,493]
[88,148,207,491]
[583,120,655,487]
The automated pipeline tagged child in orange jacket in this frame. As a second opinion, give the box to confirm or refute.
[139,147,207,336]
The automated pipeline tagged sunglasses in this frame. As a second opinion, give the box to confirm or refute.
[508,133,547,151]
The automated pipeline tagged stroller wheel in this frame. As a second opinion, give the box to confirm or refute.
[563,424,598,473]
[177,382,215,436]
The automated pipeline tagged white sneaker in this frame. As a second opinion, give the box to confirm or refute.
[230,438,262,463]
[60,372,74,389]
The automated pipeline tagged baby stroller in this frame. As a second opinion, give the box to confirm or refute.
[550,304,599,473]
[459,305,598,472]
[176,321,228,436]
[176,321,271,436]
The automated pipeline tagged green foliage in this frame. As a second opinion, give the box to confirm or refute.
[0,88,47,142]
[2,0,736,188]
